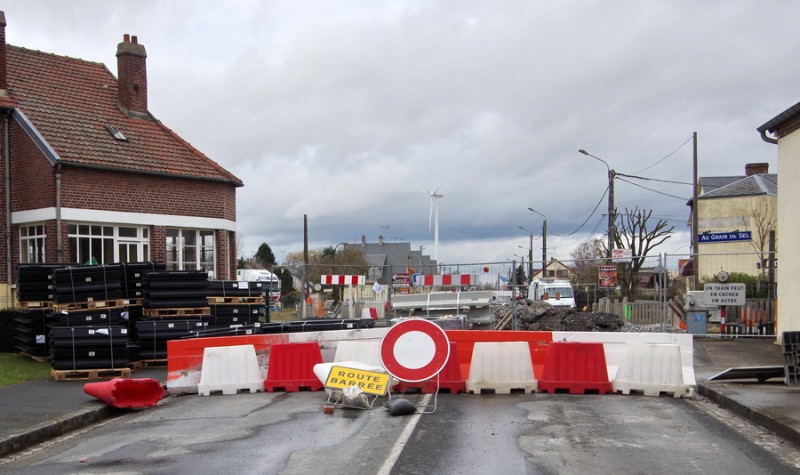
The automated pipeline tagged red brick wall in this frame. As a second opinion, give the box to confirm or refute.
[59,167,236,220]
[5,121,238,283]
[9,120,55,212]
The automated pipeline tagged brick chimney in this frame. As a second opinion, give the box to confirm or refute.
[116,34,148,116]
[0,11,7,93]
[745,163,769,176]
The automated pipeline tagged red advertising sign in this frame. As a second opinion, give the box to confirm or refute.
[598,265,617,288]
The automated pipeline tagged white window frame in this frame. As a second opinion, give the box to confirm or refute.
[165,228,216,275]
[67,223,151,265]
[19,224,46,264]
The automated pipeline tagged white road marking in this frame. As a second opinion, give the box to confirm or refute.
[376,393,433,475]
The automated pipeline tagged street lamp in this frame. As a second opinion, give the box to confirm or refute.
[579,149,616,260]
[518,226,534,279]
[527,208,548,276]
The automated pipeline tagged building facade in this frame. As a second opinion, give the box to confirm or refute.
[0,12,242,303]
[695,163,777,280]
[758,100,800,339]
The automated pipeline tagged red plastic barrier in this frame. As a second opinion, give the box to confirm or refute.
[167,334,291,389]
[84,378,166,408]
[538,342,612,395]
[395,342,465,394]
[445,330,553,380]
[264,342,325,392]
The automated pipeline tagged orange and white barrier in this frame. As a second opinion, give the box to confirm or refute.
[166,327,695,398]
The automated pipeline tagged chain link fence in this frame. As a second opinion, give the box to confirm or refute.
[292,250,776,335]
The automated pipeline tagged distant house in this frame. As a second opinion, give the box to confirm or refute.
[758,100,800,337]
[531,258,575,281]
[0,12,242,304]
[345,235,437,284]
[694,163,777,279]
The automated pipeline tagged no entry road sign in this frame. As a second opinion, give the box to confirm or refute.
[380,318,450,382]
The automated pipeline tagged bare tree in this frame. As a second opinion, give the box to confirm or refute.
[570,238,604,285]
[609,207,674,300]
[748,199,777,275]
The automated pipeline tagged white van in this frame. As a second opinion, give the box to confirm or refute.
[528,278,575,308]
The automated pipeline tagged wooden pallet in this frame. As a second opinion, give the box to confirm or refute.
[53,299,127,312]
[129,359,167,370]
[207,296,264,305]
[18,301,54,310]
[123,298,144,307]
[51,367,132,381]
[145,307,211,317]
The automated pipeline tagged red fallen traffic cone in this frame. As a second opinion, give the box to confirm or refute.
[84,378,166,409]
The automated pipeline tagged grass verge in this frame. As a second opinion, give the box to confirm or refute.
[0,353,51,387]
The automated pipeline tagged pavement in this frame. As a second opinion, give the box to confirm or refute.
[1,337,799,459]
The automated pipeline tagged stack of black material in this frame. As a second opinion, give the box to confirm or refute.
[207,280,268,326]
[49,326,129,370]
[17,264,66,302]
[136,319,208,359]
[135,271,213,360]
[51,265,124,304]
[258,318,375,334]
[13,310,55,357]
[121,262,166,301]
[47,265,129,371]
[119,262,167,347]
[143,271,210,308]
[14,264,69,357]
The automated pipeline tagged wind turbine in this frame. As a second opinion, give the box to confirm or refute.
[425,185,444,263]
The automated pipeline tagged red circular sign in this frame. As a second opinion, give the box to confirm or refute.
[380,318,450,382]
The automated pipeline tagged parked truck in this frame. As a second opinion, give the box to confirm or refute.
[528,278,575,308]
[236,269,281,308]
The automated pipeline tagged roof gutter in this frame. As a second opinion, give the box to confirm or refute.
[759,129,778,145]
[4,109,11,285]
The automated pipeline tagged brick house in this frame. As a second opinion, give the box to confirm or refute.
[0,12,243,303]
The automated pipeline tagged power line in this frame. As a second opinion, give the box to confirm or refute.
[632,135,694,174]
[616,176,687,201]
[555,186,609,237]
[615,172,694,186]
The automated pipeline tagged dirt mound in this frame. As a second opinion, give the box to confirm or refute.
[515,300,625,332]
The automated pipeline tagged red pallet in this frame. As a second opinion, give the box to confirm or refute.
[264,342,324,392]
[538,342,612,395]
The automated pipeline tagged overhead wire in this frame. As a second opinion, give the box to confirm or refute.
[632,135,693,174]
[554,186,609,237]
[615,176,687,201]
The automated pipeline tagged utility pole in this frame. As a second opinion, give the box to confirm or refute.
[692,131,699,290]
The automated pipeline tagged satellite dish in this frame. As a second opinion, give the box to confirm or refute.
[313,283,322,291]
[717,271,729,283]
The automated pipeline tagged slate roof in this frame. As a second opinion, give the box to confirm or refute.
[700,174,777,199]
[5,45,242,186]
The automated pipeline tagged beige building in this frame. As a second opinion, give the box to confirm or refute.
[758,100,800,339]
[695,163,776,280]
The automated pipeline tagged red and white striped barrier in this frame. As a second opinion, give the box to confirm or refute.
[413,274,472,286]
[321,275,365,285]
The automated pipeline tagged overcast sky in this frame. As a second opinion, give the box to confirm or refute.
[4,1,796,267]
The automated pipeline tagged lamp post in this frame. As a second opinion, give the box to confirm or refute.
[527,208,547,276]
[578,149,615,260]
[518,226,534,280]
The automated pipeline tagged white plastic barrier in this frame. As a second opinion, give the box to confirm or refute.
[552,332,696,388]
[465,341,537,394]
[612,342,691,398]
[333,340,383,367]
[198,344,264,396]
[287,327,389,362]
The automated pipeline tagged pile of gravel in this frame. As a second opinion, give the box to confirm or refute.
[495,299,685,333]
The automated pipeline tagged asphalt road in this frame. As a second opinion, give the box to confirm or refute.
[2,391,799,474]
